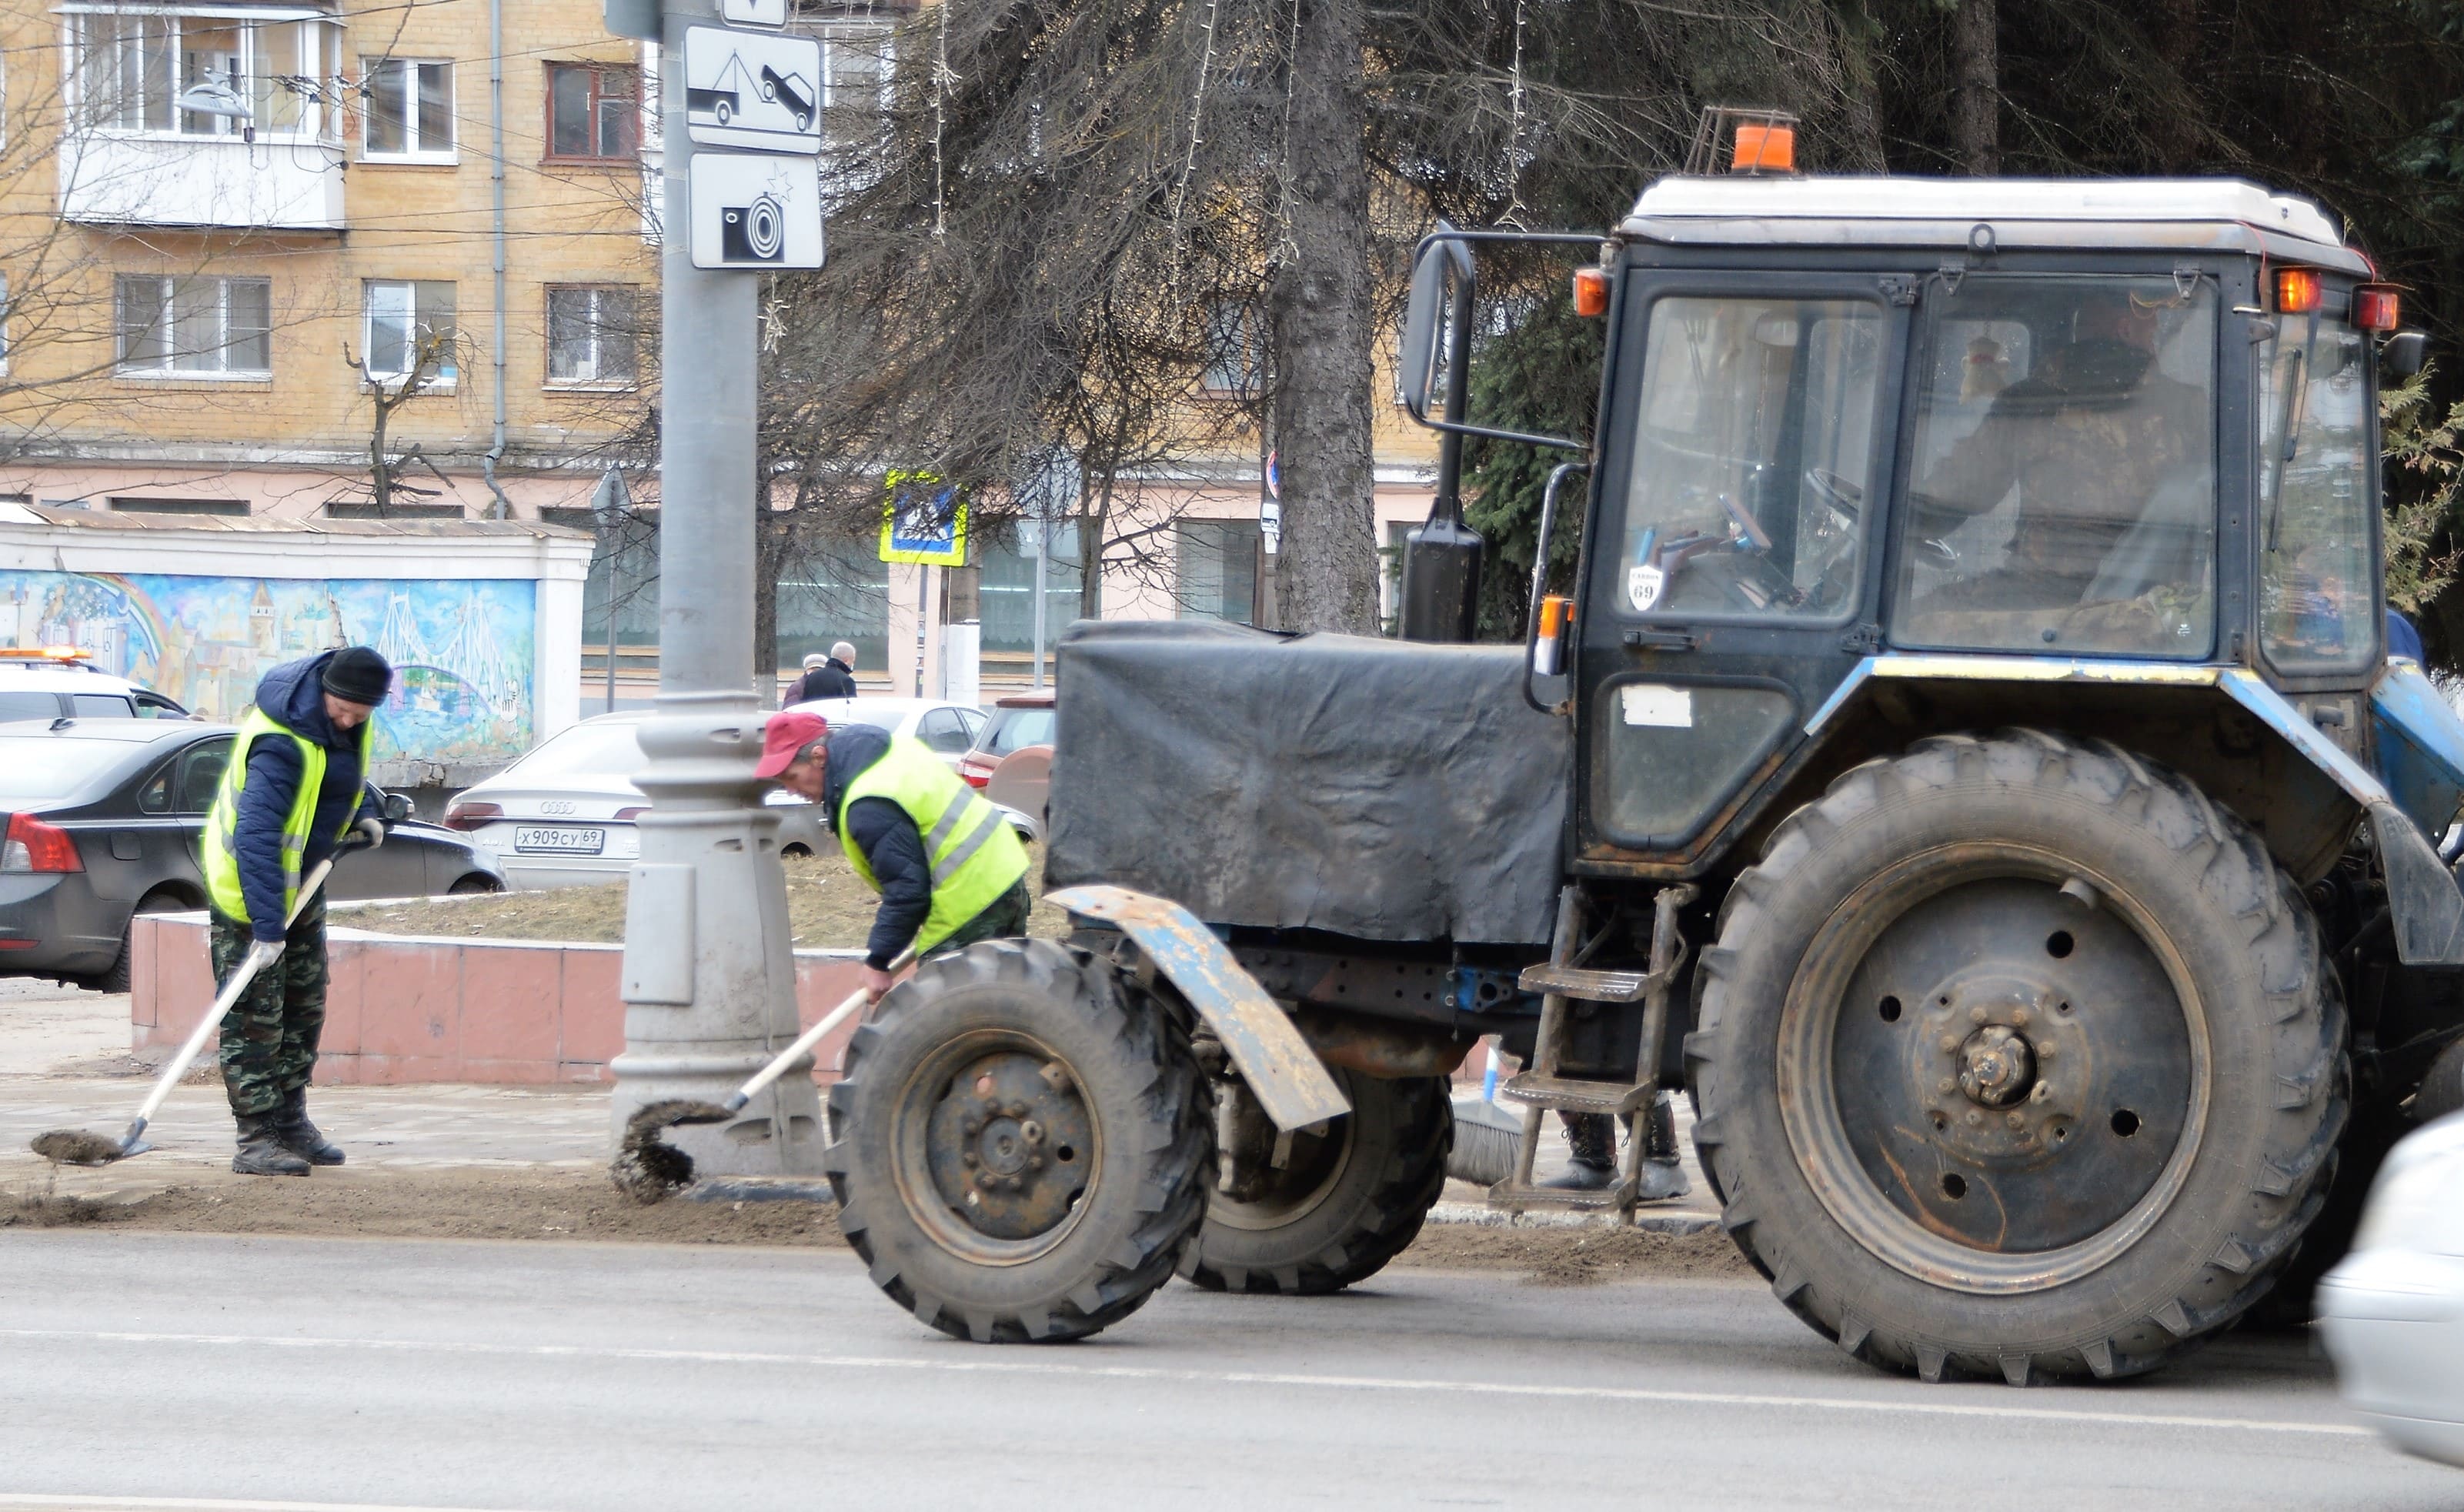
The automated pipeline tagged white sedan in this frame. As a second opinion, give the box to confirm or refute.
[780,696,987,770]
[444,712,835,890]
[2318,1110,2464,1469]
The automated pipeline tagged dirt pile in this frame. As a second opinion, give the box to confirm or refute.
[1400,1223,1755,1283]
[344,849,1069,950]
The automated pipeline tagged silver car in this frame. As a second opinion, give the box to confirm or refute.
[2318,1110,2464,1469]
[443,712,833,890]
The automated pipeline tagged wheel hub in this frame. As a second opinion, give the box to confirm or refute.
[923,1051,1091,1243]
[1957,1023,2036,1108]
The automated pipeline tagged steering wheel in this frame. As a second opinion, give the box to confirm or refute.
[1805,468,1864,519]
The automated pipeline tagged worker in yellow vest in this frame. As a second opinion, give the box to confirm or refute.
[199,646,392,1176]
[756,709,1030,1000]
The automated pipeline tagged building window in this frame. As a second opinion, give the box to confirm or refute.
[546,285,638,386]
[362,280,457,386]
[75,15,342,141]
[363,58,452,159]
[106,496,247,516]
[115,275,271,376]
[820,27,891,149]
[546,63,638,162]
[1202,304,1263,395]
[1177,520,1260,623]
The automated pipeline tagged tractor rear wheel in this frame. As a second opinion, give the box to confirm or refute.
[1180,1069,1451,1294]
[1688,730,2346,1383]
[824,938,1213,1343]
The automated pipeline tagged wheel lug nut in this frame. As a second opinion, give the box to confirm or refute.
[1969,1006,1988,1024]
[1939,1036,1959,1053]
[963,1117,982,1137]
[2006,1112,2025,1128]
[1937,1077,1955,1094]
[2038,1043,2055,1059]
[962,1151,979,1167]
[1008,1101,1032,1118]
[1027,1155,1044,1170]
[2012,1007,2031,1026]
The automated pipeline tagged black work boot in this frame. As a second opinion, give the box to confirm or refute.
[1636,1094,1691,1203]
[273,1089,345,1167]
[1542,1111,1621,1190]
[233,1114,311,1177]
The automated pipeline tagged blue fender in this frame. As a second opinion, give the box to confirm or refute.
[2370,660,2464,846]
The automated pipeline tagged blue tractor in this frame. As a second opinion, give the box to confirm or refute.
[824,122,2464,1384]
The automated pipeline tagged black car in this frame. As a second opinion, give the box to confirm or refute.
[0,718,506,991]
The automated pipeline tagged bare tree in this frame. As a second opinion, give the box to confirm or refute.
[334,327,466,516]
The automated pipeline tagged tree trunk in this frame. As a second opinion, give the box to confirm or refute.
[1077,462,1113,620]
[1949,0,1998,177]
[1267,0,1379,636]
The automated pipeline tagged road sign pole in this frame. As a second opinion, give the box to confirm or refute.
[606,0,821,1178]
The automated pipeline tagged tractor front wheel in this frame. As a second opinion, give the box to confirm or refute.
[1688,730,2346,1383]
[825,939,1213,1343]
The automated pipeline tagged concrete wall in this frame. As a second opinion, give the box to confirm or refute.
[130,913,872,1087]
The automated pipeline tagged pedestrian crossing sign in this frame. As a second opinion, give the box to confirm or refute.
[879,471,968,567]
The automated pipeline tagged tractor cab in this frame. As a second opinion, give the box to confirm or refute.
[1399,162,2457,919]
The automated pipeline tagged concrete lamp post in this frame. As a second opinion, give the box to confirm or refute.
[600,0,822,1178]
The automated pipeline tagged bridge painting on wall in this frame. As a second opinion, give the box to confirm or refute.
[0,569,536,765]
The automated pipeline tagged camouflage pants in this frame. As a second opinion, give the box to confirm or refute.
[927,878,1033,959]
[208,894,329,1118]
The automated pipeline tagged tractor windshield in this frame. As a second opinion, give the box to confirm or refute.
[1892,275,2218,659]
[2258,310,2376,674]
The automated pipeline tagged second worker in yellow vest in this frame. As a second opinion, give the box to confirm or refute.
[756,709,1031,1001]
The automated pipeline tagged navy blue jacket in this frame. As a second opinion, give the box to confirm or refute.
[232,652,379,942]
[819,724,931,969]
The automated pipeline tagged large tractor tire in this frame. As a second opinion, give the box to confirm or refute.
[824,938,1213,1343]
[1180,1070,1452,1295]
[1688,730,2346,1383]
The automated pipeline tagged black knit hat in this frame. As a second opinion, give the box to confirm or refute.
[321,646,393,706]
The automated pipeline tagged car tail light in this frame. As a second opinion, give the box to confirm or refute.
[1,813,82,873]
[957,756,995,789]
[442,799,502,831]
[614,806,649,821]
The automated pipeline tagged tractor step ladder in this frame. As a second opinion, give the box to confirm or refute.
[1488,884,1697,1217]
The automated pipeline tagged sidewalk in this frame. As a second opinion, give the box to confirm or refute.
[2,976,1722,1230]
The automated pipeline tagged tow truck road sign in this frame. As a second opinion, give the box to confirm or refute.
[688,152,823,270]
[684,25,823,153]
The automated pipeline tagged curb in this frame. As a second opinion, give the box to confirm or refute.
[1424,1200,1720,1235]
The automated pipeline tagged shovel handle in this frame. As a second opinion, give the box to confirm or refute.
[128,855,340,1131]
[728,949,916,1112]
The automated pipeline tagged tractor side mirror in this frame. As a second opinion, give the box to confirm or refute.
[1397,231,1474,425]
[2382,330,2429,380]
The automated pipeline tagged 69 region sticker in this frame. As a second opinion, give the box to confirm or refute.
[1628,563,1666,612]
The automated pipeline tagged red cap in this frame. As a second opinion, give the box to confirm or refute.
[756,711,829,779]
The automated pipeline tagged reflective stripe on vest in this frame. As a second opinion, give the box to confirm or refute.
[837,735,1030,955]
[201,706,372,924]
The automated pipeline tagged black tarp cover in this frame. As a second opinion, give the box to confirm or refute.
[1046,619,1570,947]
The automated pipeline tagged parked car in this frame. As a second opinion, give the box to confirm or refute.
[780,696,990,771]
[0,647,190,721]
[957,689,1055,789]
[443,711,836,890]
[0,718,503,991]
[985,744,1053,846]
[2318,1110,2464,1469]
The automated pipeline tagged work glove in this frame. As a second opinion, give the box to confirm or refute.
[352,815,386,850]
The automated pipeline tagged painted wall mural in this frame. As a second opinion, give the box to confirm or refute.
[0,570,536,763]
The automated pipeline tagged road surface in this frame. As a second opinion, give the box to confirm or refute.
[1,1230,2454,1510]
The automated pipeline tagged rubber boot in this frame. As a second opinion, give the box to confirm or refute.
[1636,1093,1691,1203]
[232,1113,311,1177]
[272,1089,345,1167]
[1541,1110,1620,1190]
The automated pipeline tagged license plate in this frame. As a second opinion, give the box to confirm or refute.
[512,826,606,855]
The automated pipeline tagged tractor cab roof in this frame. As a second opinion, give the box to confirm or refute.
[1618,175,2369,272]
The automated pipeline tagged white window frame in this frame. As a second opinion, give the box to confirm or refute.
[115,275,272,380]
[68,12,344,145]
[359,56,454,162]
[544,285,638,389]
[361,279,456,389]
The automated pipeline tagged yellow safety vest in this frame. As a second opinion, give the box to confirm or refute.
[839,735,1030,954]
[202,706,370,924]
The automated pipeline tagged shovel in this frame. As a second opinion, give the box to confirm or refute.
[32,853,343,1167]
[613,947,913,1205]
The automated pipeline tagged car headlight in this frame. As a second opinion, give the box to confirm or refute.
[2353,1114,2464,1255]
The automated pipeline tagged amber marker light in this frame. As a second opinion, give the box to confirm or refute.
[1572,267,1611,318]
[1733,122,1795,173]
[2275,267,2323,315]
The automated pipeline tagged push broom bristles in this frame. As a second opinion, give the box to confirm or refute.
[31,1130,128,1167]
[609,1100,733,1204]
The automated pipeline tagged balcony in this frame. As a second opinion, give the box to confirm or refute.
[58,132,345,232]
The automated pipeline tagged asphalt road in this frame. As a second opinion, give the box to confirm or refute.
[2,1233,2456,1511]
